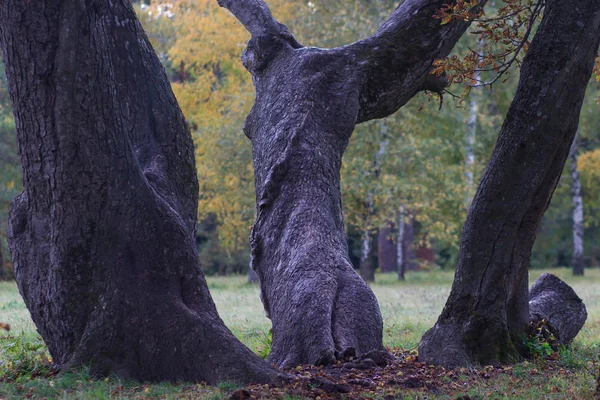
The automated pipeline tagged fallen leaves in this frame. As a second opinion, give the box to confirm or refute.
[233,349,516,399]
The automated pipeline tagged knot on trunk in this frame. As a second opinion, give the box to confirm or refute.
[420,71,448,94]
[528,273,587,346]
[242,34,291,76]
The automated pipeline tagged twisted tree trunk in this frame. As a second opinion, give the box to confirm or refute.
[419,0,600,366]
[0,0,279,384]
[218,0,484,367]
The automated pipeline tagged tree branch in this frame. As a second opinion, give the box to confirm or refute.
[348,0,486,122]
[217,0,302,48]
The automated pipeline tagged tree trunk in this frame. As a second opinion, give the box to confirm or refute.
[0,0,279,384]
[378,222,397,273]
[529,273,587,346]
[465,61,479,209]
[0,239,3,280]
[359,224,376,282]
[403,216,418,271]
[397,209,406,280]
[419,0,600,367]
[570,134,585,276]
[218,0,484,367]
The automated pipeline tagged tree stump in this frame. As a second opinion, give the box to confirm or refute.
[529,273,587,346]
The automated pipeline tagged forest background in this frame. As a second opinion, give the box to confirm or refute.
[0,0,599,279]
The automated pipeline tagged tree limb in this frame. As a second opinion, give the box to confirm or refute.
[217,0,302,48]
[347,0,486,122]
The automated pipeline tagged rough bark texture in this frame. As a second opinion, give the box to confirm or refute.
[378,222,397,273]
[218,0,483,367]
[569,135,585,276]
[529,273,587,346]
[0,0,280,384]
[419,0,600,367]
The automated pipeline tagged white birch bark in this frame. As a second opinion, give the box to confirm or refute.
[569,134,585,275]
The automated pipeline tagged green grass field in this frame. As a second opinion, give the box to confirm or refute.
[1,268,599,399]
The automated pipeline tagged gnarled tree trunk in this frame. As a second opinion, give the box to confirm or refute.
[0,0,279,384]
[218,0,484,367]
[419,0,600,366]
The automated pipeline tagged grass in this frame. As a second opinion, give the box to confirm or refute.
[1,267,599,399]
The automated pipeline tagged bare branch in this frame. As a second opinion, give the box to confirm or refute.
[217,0,301,48]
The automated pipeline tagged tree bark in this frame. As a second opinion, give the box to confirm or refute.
[529,273,587,346]
[218,0,484,367]
[378,222,397,273]
[419,0,600,367]
[570,134,585,276]
[0,0,280,384]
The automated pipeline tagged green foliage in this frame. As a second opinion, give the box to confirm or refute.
[0,335,52,382]
[257,329,273,359]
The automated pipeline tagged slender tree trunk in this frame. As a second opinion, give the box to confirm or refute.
[419,0,600,366]
[403,216,418,271]
[378,221,397,273]
[0,239,3,280]
[359,224,375,282]
[570,134,585,276]
[465,42,482,209]
[219,0,484,367]
[359,125,389,282]
[0,0,280,384]
[397,208,406,280]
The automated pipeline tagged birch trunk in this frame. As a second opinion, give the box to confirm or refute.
[570,134,585,276]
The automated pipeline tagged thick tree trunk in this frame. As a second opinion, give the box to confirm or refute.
[219,0,483,367]
[529,273,587,346]
[378,222,397,273]
[570,135,585,276]
[0,0,279,384]
[419,0,600,367]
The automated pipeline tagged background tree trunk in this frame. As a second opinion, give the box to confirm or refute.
[0,238,3,280]
[419,0,600,367]
[465,38,485,210]
[378,221,397,273]
[397,209,406,280]
[359,223,376,282]
[0,0,279,384]
[570,134,585,276]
